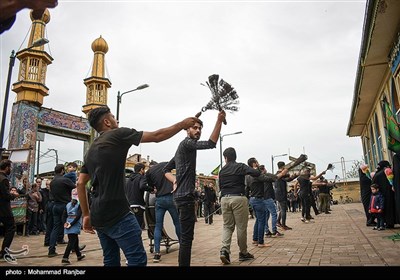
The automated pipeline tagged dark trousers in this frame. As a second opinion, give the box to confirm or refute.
[300,193,311,220]
[277,200,288,226]
[310,196,319,215]
[49,202,66,253]
[204,203,215,224]
[0,216,16,256]
[44,202,65,246]
[63,234,82,259]
[175,197,196,267]
[27,209,38,234]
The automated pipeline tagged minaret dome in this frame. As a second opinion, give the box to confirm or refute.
[30,9,50,23]
[91,36,109,53]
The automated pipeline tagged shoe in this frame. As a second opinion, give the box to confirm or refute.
[301,218,305,222]
[77,254,86,261]
[57,240,67,245]
[373,227,378,230]
[265,230,272,237]
[72,245,86,253]
[61,258,71,265]
[44,243,49,247]
[220,250,230,265]
[272,231,284,237]
[315,212,320,216]
[252,240,258,245]
[276,223,283,228]
[153,253,161,263]
[239,252,254,261]
[325,212,331,214]
[257,243,271,248]
[48,252,58,258]
[378,227,385,231]
[305,220,310,223]
[282,225,292,230]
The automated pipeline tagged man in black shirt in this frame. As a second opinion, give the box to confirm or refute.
[0,159,19,259]
[218,147,260,264]
[124,163,153,230]
[275,161,298,230]
[76,105,198,267]
[296,168,325,223]
[164,110,226,267]
[48,164,76,257]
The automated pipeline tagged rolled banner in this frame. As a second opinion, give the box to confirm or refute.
[284,154,308,171]
[384,167,394,186]
[360,163,371,179]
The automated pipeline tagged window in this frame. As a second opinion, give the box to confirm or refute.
[28,58,39,81]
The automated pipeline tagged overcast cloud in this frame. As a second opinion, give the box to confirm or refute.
[0,0,366,180]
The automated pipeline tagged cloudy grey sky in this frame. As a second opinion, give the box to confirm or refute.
[1,0,366,180]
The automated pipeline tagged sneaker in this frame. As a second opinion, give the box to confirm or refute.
[77,254,86,261]
[272,231,284,237]
[220,250,230,265]
[305,220,310,223]
[153,253,161,263]
[301,218,305,222]
[239,252,254,261]
[265,230,272,237]
[61,258,71,265]
[48,252,58,258]
[373,226,378,230]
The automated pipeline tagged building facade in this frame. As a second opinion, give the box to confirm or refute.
[347,0,400,170]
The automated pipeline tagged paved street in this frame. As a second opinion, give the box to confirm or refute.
[1,202,400,268]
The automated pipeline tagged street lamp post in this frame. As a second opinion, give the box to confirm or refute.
[219,131,242,170]
[0,38,49,153]
[116,84,149,121]
[271,153,288,174]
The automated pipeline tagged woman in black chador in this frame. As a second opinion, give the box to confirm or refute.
[359,167,374,226]
[372,161,396,228]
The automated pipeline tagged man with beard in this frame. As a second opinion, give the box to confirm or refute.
[164,110,226,266]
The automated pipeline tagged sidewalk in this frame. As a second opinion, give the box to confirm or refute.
[1,202,400,267]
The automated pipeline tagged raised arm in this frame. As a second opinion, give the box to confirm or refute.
[141,117,198,143]
[209,110,226,143]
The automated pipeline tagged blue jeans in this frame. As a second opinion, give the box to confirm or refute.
[264,198,278,233]
[174,197,196,267]
[97,213,147,266]
[249,197,266,244]
[154,194,181,253]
